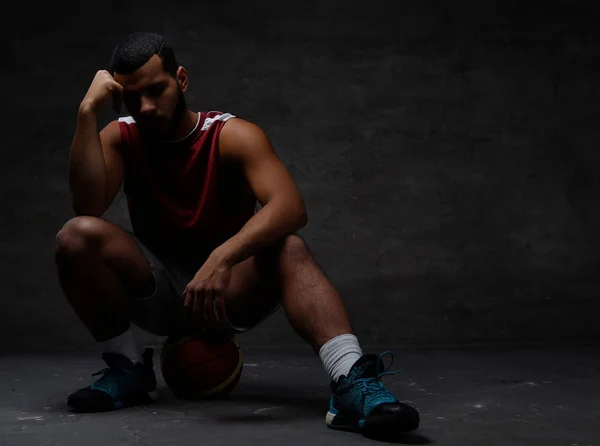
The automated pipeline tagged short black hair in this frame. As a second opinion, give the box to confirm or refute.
[109,32,178,76]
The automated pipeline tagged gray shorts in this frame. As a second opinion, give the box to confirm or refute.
[126,232,280,337]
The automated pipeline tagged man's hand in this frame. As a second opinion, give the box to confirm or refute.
[182,255,232,330]
[80,70,124,114]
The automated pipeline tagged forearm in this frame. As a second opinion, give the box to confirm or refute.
[212,198,308,268]
[69,103,109,216]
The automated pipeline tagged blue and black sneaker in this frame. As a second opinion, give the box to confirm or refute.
[67,348,158,412]
[326,351,420,435]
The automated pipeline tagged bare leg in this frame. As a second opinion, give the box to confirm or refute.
[180,234,420,434]
[224,235,354,352]
[272,235,354,351]
[55,216,155,342]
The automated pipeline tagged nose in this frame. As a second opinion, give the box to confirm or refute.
[140,96,156,115]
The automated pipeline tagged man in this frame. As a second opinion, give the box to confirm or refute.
[55,32,419,435]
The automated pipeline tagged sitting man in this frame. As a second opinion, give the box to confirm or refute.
[55,31,420,435]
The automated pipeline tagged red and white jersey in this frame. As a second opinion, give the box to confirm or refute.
[118,111,256,269]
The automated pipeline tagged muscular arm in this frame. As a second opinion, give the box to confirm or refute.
[211,118,308,267]
[69,105,124,216]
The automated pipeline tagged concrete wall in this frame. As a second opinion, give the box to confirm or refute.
[3,0,600,352]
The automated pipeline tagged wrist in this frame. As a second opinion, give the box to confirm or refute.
[78,99,100,117]
[211,246,235,269]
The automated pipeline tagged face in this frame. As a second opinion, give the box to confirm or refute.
[114,54,188,140]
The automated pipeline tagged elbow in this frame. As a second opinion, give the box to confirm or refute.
[70,188,110,217]
[299,211,308,228]
[72,200,105,218]
[296,204,308,229]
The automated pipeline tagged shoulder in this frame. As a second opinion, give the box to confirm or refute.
[219,117,272,162]
[202,111,235,131]
[104,116,136,138]
[101,117,139,150]
[100,119,124,143]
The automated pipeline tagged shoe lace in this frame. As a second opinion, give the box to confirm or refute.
[87,366,120,396]
[92,367,111,377]
[92,364,135,378]
[91,352,140,378]
[90,364,136,398]
[91,366,128,387]
[356,351,404,399]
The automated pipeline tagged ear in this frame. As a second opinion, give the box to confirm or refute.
[176,66,189,92]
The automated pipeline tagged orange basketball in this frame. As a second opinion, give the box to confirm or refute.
[160,334,243,399]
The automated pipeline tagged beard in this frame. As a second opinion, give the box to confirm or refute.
[164,87,187,138]
[138,88,187,143]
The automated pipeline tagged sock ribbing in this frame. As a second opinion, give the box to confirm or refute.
[102,327,142,364]
[318,334,363,383]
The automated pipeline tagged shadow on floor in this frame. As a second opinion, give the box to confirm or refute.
[163,387,433,444]
[363,430,433,445]
[160,388,328,421]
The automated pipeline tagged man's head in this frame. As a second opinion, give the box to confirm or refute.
[109,32,188,140]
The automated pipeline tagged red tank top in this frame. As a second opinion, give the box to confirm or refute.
[118,111,256,270]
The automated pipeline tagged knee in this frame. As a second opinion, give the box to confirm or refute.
[279,234,310,262]
[55,216,106,258]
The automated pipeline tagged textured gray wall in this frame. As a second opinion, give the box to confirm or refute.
[3,0,600,352]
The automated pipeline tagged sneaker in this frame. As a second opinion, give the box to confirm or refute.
[67,348,158,412]
[326,351,420,434]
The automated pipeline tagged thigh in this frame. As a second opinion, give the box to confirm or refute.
[224,253,282,329]
[58,216,155,297]
[130,252,280,337]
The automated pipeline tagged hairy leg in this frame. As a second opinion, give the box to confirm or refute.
[221,235,354,352]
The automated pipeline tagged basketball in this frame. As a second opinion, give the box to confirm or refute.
[160,334,243,399]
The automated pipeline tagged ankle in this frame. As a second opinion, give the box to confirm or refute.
[102,327,143,364]
[319,334,363,383]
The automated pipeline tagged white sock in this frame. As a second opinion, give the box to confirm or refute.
[102,327,142,364]
[318,334,363,383]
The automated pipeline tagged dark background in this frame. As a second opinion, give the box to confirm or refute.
[3,0,600,352]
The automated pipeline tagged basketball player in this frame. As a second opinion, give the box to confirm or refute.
[55,32,420,435]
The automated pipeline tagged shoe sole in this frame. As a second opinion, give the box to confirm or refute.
[68,389,159,413]
[326,408,419,434]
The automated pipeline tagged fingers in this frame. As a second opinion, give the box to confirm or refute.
[192,287,204,321]
[83,70,124,114]
[205,289,221,327]
[112,83,123,113]
[182,285,192,315]
[181,287,193,331]
[215,294,227,323]
[183,279,228,332]
[209,287,228,327]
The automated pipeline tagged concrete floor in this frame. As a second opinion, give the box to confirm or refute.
[0,346,598,446]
